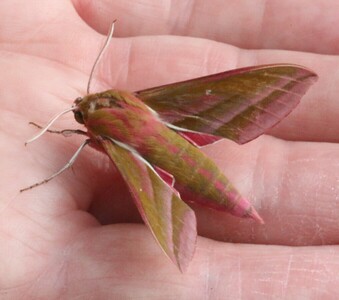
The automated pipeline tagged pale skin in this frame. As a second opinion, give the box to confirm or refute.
[1,0,339,298]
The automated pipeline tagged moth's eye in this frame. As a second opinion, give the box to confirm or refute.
[74,110,84,124]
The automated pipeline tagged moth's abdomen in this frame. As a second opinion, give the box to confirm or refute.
[138,127,262,221]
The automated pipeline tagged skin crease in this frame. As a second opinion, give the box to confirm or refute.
[1,0,339,298]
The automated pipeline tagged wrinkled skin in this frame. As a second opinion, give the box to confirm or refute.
[1,0,339,299]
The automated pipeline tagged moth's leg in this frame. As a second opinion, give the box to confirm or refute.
[20,139,90,192]
[29,122,87,137]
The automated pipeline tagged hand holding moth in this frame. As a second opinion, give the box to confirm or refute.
[2,0,339,298]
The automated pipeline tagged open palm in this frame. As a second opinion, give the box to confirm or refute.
[1,0,339,298]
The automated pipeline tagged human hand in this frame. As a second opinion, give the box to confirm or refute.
[1,0,339,298]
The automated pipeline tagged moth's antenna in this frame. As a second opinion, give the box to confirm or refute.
[87,20,116,95]
[25,107,74,145]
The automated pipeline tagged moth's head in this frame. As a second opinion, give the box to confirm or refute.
[73,96,85,124]
[72,90,126,125]
[73,89,149,125]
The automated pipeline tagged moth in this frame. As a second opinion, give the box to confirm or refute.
[23,23,318,271]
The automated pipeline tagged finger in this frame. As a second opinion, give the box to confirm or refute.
[72,0,339,55]
[54,224,339,298]
[195,136,339,246]
[94,36,336,143]
[0,0,99,80]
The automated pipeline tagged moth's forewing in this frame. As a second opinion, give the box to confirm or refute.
[101,139,197,272]
[137,64,318,144]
